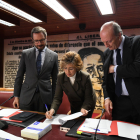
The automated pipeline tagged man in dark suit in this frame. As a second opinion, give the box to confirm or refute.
[13,26,58,112]
[100,21,140,124]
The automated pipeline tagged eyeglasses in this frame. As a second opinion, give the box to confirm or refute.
[33,38,46,44]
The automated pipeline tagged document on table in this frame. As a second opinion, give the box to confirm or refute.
[43,114,68,125]
[117,122,140,140]
[78,118,112,134]
[0,130,25,140]
[0,108,20,117]
[59,112,83,124]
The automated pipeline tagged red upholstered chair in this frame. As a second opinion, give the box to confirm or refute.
[92,109,112,120]
[92,109,102,119]
[56,91,70,114]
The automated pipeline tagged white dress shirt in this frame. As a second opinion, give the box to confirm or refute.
[69,73,76,85]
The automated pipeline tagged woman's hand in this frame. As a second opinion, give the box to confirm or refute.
[45,109,55,119]
[81,108,88,116]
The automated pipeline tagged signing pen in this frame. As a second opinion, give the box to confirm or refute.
[45,104,49,112]
[77,131,92,137]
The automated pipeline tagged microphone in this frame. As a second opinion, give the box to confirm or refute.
[78,109,105,140]
[0,95,14,106]
[93,109,105,140]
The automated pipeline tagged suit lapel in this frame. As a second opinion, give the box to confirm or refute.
[62,72,82,101]
[123,36,132,64]
[73,71,81,91]
[40,47,51,75]
[104,50,113,78]
[27,47,37,75]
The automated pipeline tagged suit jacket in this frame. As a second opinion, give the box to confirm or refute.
[102,35,140,114]
[14,47,58,105]
[51,71,96,114]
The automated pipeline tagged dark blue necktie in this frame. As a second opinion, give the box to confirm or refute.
[36,50,42,74]
[36,50,42,92]
[115,49,122,97]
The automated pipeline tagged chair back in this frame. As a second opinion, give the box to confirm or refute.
[56,92,70,114]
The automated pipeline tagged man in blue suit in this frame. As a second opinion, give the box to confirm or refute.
[13,26,58,112]
[100,21,140,124]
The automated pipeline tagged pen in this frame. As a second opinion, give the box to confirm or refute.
[77,131,92,137]
[94,129,100,131]
[45,104,49,112]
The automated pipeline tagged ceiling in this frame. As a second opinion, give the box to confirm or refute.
[1,0,140,39]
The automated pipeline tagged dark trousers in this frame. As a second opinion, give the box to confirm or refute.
[112,95,140,124]
[19,92,51,113]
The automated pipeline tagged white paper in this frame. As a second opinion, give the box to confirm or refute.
[0,130,25,140]
[0,108,20,117]
[43,114,68,125]
[117,122,140,140]
[59,112,83,124]
[78,118,112,134]
[86,119,111,131]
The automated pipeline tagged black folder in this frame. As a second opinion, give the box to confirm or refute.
[5,114,45,127]
[9,112,38,122]
[65,120,88,138]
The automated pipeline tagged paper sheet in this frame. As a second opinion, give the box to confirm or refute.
[117,122,140,140]
[0,109,20,117]
[43,114,68,125]
[59,112,83,124]
[78,118,112,134]
[0,130,25,140]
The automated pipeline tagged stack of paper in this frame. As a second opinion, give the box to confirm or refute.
[21,121,52,140]
[78,118,112,134]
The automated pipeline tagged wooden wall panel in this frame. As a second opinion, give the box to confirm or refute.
[1,0,140,38]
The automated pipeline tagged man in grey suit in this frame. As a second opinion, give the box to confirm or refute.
[13,26,58,112]
[100,21,140,124]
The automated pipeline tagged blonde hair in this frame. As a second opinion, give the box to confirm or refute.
[60,51,83,71]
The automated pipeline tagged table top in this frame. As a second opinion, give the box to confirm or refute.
[4,124,77,140]
[1,107,132,140]
[4,120,132,140]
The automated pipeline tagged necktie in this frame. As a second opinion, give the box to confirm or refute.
[36,50,42,74]
[36,50,42,92]
[115,49,122,97]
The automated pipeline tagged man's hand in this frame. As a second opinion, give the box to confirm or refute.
[81,108,88,116]
[13,97,19,109]
[45,109,55,119]
[104,98,113,115]
[109,65,115,73]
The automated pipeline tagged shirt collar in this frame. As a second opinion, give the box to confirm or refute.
[69,73,76,79]
[35,46,46,52]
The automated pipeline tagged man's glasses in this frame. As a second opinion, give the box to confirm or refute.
[33,38,46,44]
